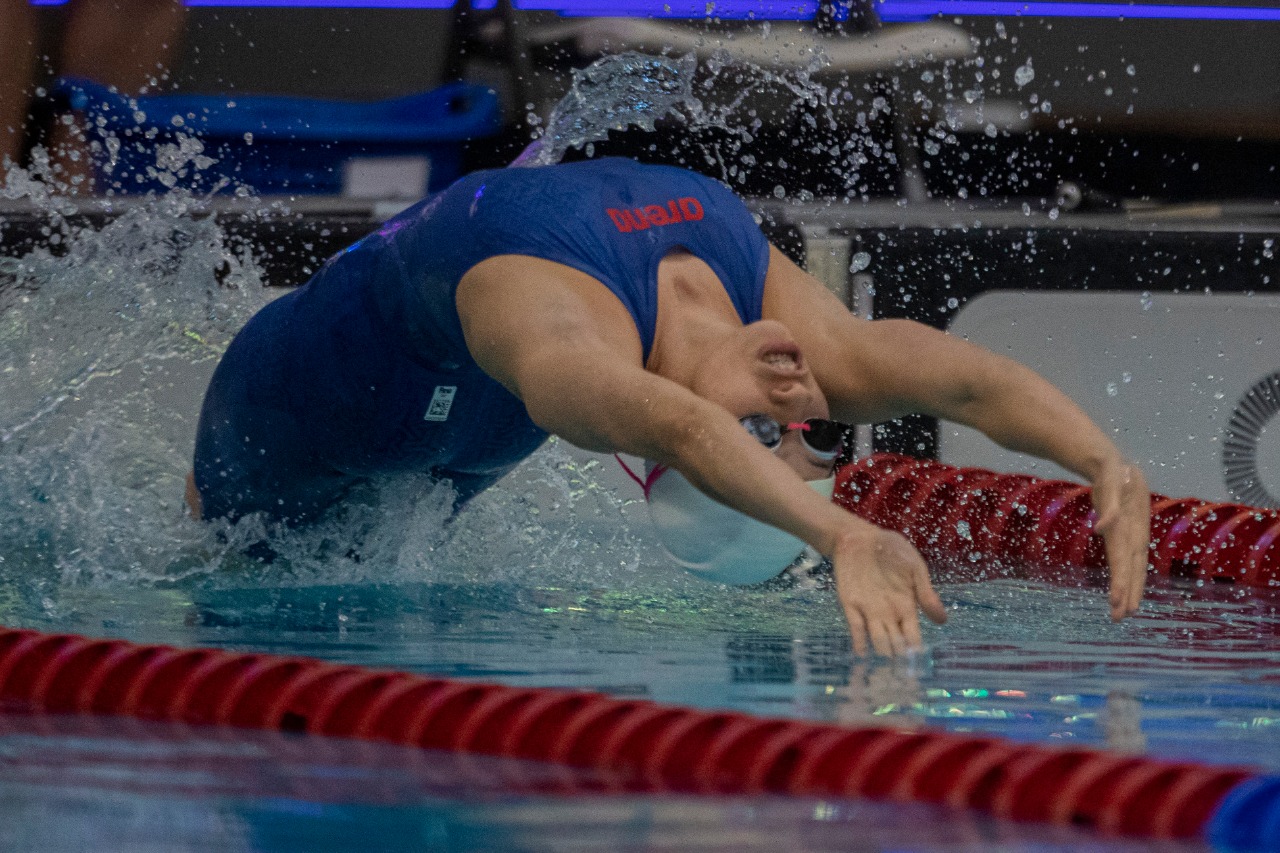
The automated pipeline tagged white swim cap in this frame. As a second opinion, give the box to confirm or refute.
[643,461,835,586]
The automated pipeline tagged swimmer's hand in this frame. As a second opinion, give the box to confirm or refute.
[1090,458,1150,621]
[833,527,947,657]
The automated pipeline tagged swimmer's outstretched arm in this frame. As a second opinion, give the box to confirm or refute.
[458,254,947,657]
[762,247,1151,625]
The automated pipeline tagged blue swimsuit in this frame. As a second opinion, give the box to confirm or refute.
[193,158,771,523]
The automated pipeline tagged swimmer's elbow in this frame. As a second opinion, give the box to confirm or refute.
[525,376,704,465]
[521,391,620,454]
[623,395,711,471]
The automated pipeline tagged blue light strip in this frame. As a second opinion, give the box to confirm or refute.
[554,7,820,14]
[28,0,1280,17]
[513,0,825,15]
[29,0,811,10]
[877,0,1280,19]
[29,0,458,4]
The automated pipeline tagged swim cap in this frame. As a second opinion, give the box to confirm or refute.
[644,461,835,586]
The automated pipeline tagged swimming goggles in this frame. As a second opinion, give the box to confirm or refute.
[616,413,850,499]
[739,414,849,469]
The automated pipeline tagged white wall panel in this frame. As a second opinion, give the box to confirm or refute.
[940,291,1280,506]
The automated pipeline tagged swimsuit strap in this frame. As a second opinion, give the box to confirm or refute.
[615,454,667,500]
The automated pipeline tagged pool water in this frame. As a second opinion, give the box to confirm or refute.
[1,565,1275,851]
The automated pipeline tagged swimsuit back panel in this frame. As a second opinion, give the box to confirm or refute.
[194,159,771,522]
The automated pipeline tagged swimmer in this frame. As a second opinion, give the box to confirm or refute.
[188,157,1150,657]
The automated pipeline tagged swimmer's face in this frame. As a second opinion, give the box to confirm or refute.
[688,319,835,481]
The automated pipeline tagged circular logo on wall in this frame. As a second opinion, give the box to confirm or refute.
[1222,371,1280,509]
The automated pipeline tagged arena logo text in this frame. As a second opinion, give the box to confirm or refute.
[606,197,705,233]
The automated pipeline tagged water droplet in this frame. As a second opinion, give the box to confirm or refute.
[1013,61,1035,87]
[850,251,872,273]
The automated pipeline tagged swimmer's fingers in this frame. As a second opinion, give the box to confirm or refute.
[1092,460,1151,620]
[868,619,899,658]
[1104,523,1149,620]
[845,608,869,658]
[841,604,905,658]
[834,528,941,658]
[900,606,924,653]
[913,558,948,626]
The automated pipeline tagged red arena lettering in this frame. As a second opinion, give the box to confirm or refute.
[606,197,704,232]
[622,209,650,231]
[678,197,704,221]
[606,208,632,232]
[644,205,671,226]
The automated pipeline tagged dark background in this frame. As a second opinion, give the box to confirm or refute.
[20,6,1280,202]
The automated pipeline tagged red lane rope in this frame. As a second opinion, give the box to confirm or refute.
[0,626,1256,839]
[835,453,1280,590]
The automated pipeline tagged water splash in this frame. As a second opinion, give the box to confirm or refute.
[514,53,701,167]
[510,49,897,199]
[0,168,272,589]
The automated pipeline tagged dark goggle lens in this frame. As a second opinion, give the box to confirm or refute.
[798,418,844,459]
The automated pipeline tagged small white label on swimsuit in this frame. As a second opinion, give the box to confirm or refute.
[424,385,457,422]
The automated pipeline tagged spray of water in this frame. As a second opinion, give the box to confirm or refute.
[513,53,702,167]
[0,163,269,589]
[510,48,916,201]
